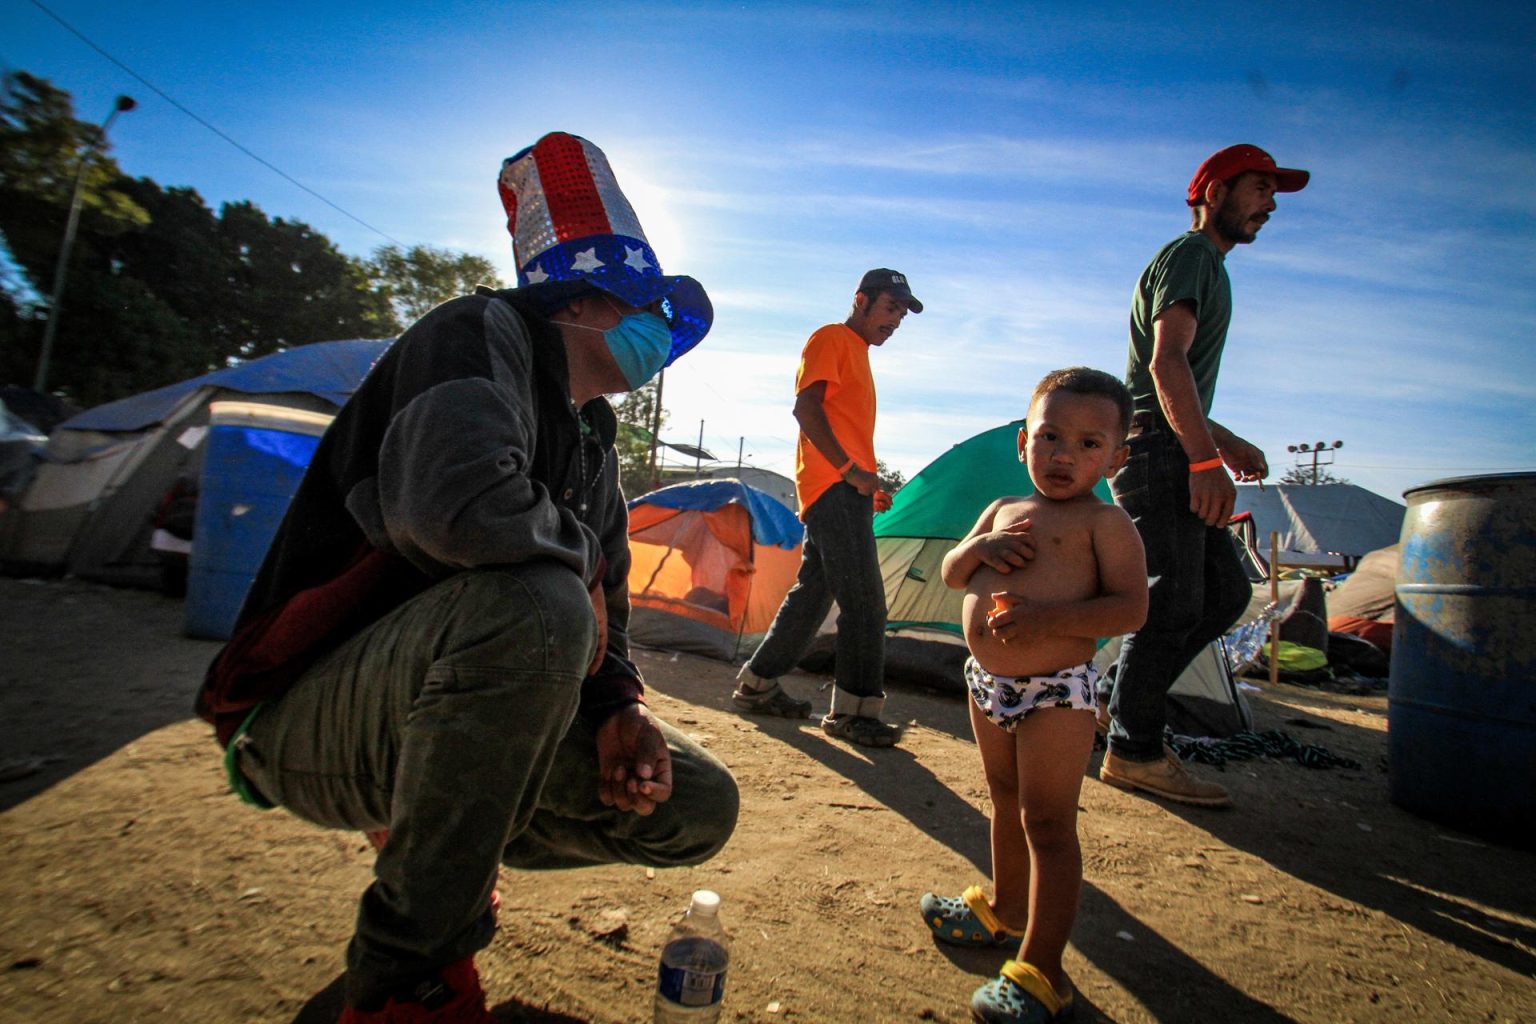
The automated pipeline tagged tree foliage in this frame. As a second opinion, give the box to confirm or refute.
[366,244,503,326]
[875,458,906,494]
[216,200,393,360]
[0,72,150,267]
[1279,464,1350,486]
[611,377,667,494]
[0,73,476,409]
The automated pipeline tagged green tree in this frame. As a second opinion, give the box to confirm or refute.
[366,244,502,327]
[217,200,394,361]
[875,458,906,494]
[2,73,397,405]
[612,378,667,494]
[0,71,149,275]
[1279,464,1350,486]
[0,72,152,395]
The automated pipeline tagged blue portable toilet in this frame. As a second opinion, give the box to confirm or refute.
[184,401,334,639]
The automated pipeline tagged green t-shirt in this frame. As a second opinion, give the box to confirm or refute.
[1124,231,1231,417]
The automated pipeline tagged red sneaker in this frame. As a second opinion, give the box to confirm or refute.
[337,956,493,1024]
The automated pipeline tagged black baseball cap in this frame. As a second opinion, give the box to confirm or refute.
[857,268,923,313]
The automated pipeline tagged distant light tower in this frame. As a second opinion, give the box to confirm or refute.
[33,94,138,393]
[1286,440,1343,485]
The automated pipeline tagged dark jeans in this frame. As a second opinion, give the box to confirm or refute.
[1106,429,1251,762]
[234,563,739,1007]
[745,482,888,718]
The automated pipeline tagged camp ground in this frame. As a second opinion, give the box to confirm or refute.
[620,422,1395,742]
[3,392,1398,744]
[1,402,1532,1022]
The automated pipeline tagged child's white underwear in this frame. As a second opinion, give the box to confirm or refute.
[965,656,1097,731]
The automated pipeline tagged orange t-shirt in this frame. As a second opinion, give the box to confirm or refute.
[793,323,876,517]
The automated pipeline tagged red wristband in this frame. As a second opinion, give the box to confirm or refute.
[1188,457,1225,473]
[836,457,856,475]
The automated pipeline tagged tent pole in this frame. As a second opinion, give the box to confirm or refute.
[733,562,753,662]
[1268,531,1281,687]
[636,511,684,595]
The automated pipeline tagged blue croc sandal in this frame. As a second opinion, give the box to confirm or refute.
[921,884,1026,947]
[971,960,1075,1023]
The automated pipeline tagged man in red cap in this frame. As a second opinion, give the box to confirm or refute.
[1098,144,1309,808]
[195,133,738,1023]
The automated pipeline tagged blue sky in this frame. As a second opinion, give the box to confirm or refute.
[7,1,1534,503]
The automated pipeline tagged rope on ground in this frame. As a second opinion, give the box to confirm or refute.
[1167,729,1363,771]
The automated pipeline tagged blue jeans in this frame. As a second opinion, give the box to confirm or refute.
[233,563,739,1007]
[745,482,888,718]
[1106,428,1251,762]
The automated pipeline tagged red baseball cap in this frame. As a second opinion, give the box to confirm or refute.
[1187,144,1309,206]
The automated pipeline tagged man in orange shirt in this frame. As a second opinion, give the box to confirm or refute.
[732,269,921,747]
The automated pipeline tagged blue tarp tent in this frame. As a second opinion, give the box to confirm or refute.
[0,340,391,589]
[61,340,389,434]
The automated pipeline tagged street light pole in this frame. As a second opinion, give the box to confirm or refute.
[646,368,665,491]
[33,94,137,394]
[1285,440,1343,485]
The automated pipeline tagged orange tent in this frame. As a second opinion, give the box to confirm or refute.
[626,479,803,661]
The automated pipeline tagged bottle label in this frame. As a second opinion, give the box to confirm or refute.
[657,963,725,1007]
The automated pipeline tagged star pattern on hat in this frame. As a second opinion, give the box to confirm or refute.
[570,248,605,272]
[624,246,653,272]
[525,264,549,284]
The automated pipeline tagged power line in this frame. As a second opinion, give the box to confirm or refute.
[1334,463,1532,472]
[24,0,405,248]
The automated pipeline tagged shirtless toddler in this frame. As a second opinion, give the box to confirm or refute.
[920,367,1148,1024]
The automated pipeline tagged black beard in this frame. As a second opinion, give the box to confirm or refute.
[1214,201,1258,245]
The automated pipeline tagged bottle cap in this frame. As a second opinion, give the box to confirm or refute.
[690,890,721,915]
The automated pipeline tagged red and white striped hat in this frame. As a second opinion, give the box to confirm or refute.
[499,133,711,365]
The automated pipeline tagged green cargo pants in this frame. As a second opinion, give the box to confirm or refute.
[233,562,739,1007]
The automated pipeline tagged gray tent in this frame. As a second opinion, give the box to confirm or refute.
[0,340,390,588]
[1233,483,1406,571]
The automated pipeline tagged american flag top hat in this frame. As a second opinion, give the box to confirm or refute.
[498,132,712,365]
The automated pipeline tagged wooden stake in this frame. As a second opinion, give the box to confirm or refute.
[1269,531,1281,687]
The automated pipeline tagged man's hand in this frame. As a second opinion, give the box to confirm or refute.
[974,518,1035,574]
[844,465,880,497]
[1215,432,1269,483]
[1189,466,1237,527]
[594,703,673,815]
[587,581,609,678]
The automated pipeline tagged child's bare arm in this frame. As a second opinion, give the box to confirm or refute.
[940,499,1035,589]
[1085,506,1149,636]
[986,507,1147,642]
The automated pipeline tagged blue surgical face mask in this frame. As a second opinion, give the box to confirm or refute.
[602,307,672,389]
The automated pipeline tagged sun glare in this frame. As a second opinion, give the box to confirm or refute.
[611,150,690,272]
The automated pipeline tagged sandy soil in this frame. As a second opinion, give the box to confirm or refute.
[0,576,1532,1024]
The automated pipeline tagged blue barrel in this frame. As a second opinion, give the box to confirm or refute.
[184,401,333,640]
[1389,472,1536,848]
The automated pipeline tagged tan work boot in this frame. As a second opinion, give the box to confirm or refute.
[1100,749,1232,808]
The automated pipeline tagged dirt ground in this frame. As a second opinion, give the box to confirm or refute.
[0,576,1532,1024]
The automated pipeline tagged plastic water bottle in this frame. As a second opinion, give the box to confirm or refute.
[653,889,730,1023]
